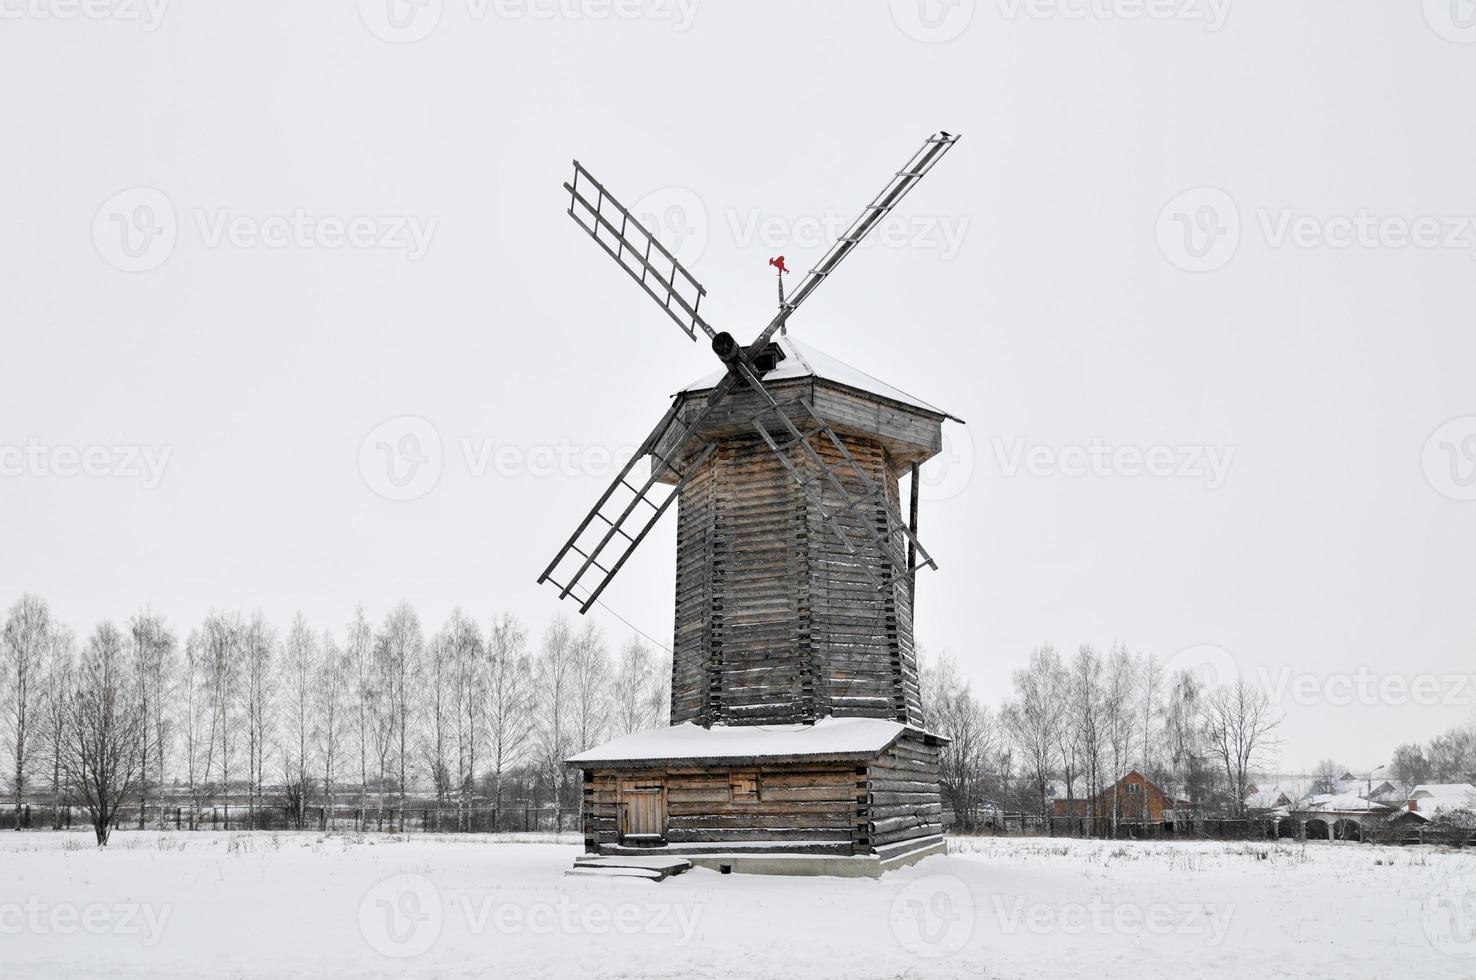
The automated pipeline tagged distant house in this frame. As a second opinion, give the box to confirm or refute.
[1051,771,1191,822]
[1397,784,1476,824]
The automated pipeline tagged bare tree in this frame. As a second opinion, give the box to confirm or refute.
[423,626,455,815]
[572,621,609,751]
[1428,727,1476,782]
[38,626,76,829]
[279,613,317,827]
[610,636,658,737]
[923,652,997,830]
[1162,667,1207,804]
[179,629,211,826]
[201,612,241,817]
[486,612,531,814]
[1137,652,1164,778]
[314,631,350,828]
[1002,644,1066,827]
[242,612,277,829]
[534,617,576,816]
[3,594,51,827]
[444,609,484,830]
[1391,742,1432,796]
[1069,645,1106,830]
[345,606,373,825]
[128,610,175,829]
[1104,645,1137,834]
[61,623,144,845]
[1311,758,1342,796]
[1203,679,1282,816]
[379,602,422,831]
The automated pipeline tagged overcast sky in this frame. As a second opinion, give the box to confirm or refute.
[3,0,1474,772]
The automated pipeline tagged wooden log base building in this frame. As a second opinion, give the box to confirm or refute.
[567,338,958,877]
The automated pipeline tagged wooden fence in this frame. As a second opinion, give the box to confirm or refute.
[0,803,582,835]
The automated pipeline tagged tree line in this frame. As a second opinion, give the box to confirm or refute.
[0,594,668,843]
[924,644,1285,832]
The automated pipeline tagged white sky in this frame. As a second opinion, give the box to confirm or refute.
[3,0,1474,772]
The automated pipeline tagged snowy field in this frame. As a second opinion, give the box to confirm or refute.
[4,831,1476,979]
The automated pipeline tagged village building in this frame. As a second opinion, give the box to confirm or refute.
[1051,771,1192,823]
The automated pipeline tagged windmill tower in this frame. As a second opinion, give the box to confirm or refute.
[541,133,963,876]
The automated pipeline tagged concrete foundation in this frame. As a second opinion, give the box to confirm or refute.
[679,836,946,878]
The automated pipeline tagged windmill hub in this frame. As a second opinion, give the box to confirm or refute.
[540,132,963,876]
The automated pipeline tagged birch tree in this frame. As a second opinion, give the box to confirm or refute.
[314,631,350,827]
[280,613,317,827]
[1104,645,1137,832]
[486,612,531,814]
[379,602,422,831]
[444,609,484,829]
[534,617,575,815]
[610,636,658,737]
[242,612,276,829]
[1069,646,1106,829]
[345,606,373,824]
[1003,644,1066,826]
[201,612,241,813]
[423,626,455,813]
[571,621,609,756]
[3,594,51,827]
[38,626,75,828]
[179,629,211,824]
[128,610,175,828]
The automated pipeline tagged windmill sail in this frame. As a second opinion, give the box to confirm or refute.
[564,160,716,343]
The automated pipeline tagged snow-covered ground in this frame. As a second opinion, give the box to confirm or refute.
[4,831,1475,978]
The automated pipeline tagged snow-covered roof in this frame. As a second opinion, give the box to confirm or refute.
[677,334,961,422]
[1245,789,1289,810]
[1412,783,1476,799]
[1405,785,1476,820]
[567,716,911,767]
[1303,793,1386,814]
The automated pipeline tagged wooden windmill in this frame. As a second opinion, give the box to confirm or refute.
[543,133,963,877]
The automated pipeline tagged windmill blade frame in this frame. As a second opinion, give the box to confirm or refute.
[740,131,961,360]
[537,373,742,613]
[564,161,717,344]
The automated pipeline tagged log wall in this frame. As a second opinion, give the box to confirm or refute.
[863,731,944,851]
[581,762,865,856]
[669,427,926,728]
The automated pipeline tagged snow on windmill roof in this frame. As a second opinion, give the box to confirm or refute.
[566,716,921,767]
[677,334,963,423]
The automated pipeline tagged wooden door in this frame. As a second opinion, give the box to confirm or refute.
[620,779,665,842]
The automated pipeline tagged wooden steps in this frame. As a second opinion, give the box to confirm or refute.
[565,855,693,881]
